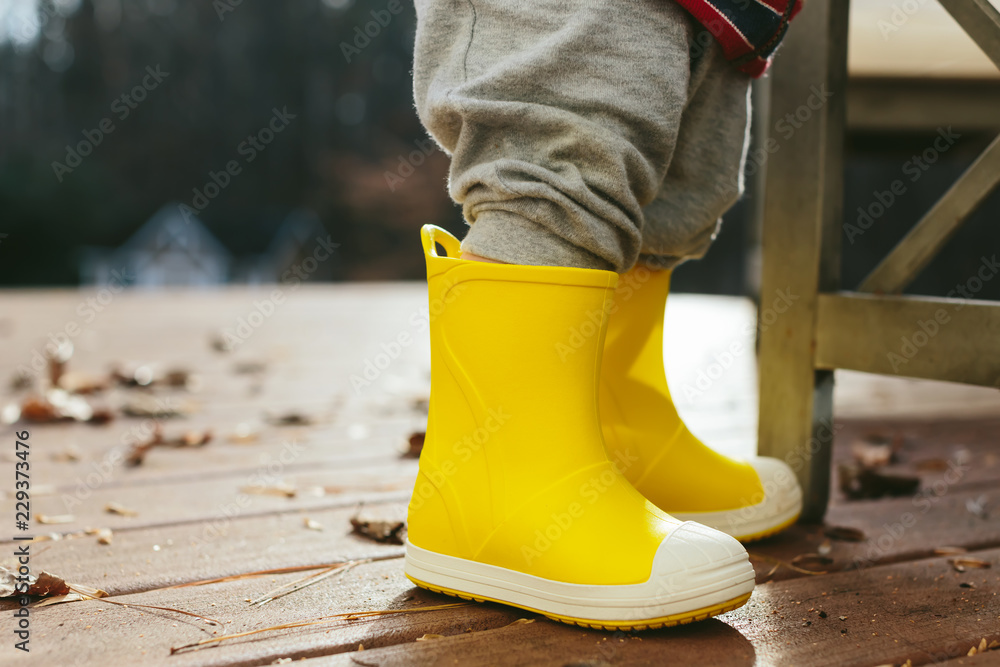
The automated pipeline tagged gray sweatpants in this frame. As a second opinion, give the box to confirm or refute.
[413,0,751,272]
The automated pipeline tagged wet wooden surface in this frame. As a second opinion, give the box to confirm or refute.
[2,286,999,666]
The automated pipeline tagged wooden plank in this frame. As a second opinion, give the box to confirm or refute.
[815,293,1000,386]
[4,502,408,597]
[292,548,1000,667]
[2,460,415,538]
[938,0,1000,73]
[8,557,524,667]
[858,133,1000,295]
[757,0,849,521]
[848,79,1000,131]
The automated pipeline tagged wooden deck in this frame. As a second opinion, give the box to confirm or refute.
[2,285,1000,666]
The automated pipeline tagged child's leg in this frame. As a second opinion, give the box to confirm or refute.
[413,0,747,272]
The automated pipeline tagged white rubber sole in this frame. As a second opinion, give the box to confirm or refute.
[404,525,756,630]
[671,458,804,542]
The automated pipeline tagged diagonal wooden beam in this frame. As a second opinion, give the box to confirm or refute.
[937,0,1000,72]
[858,132,1000,294]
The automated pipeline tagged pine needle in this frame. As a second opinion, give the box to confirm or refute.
[170,602,469,654]
[749,552,829,577]
[68,585,224,627]
[165,552,404,590]
[249,560,363,606]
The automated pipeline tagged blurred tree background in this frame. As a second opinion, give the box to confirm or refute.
[2,0,998,299]
[0,0,464,285]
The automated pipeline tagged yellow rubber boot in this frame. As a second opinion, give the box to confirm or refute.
[405,226,755,630]
[600,267,802,542]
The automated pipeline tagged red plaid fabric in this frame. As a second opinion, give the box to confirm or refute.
[674,0,804,77]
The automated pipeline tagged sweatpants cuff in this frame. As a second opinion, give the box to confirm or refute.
[461,210,615,271]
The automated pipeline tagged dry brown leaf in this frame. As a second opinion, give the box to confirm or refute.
[228,423,260,443]
[265,411,315,426]
[824,525,865,542]
[350,516,406,545]
[37,514,75,525]
[0,567,78,598]
[790,553,834,569]
[242,484,297,498]
[121,394,186,418]
[51,445,81,463]
[57,371,110,395]
[402,432,425,459]
[950,557,991,572]
[838,464,919,500]
[915,458,950,472]
[851,437,892,467]
[105,502,138,517]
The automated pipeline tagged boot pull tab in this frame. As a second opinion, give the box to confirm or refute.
[421,225,462,260]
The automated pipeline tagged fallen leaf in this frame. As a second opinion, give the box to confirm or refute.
[57,371,110,395]
[824,526,865,542]
[416,634,444,641]
[914,458,949,472]
[851,437,892,467]
[121,394,185,419]
[0,567,90,599]
[46,341,73,387]
[105,502,138,517]
[37,514,75,525]
[228,423,260,444]
[790,553,834,569]
[402,432,425,459]
[233,361,268,374]
[9,373,33,392]
[350,516,406,545]
[209,332,234,353]
[838,464,919,500]
[242,484,297,498]
[265,412,315,426]
[950,557,991,573]
[51,445,82,463]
